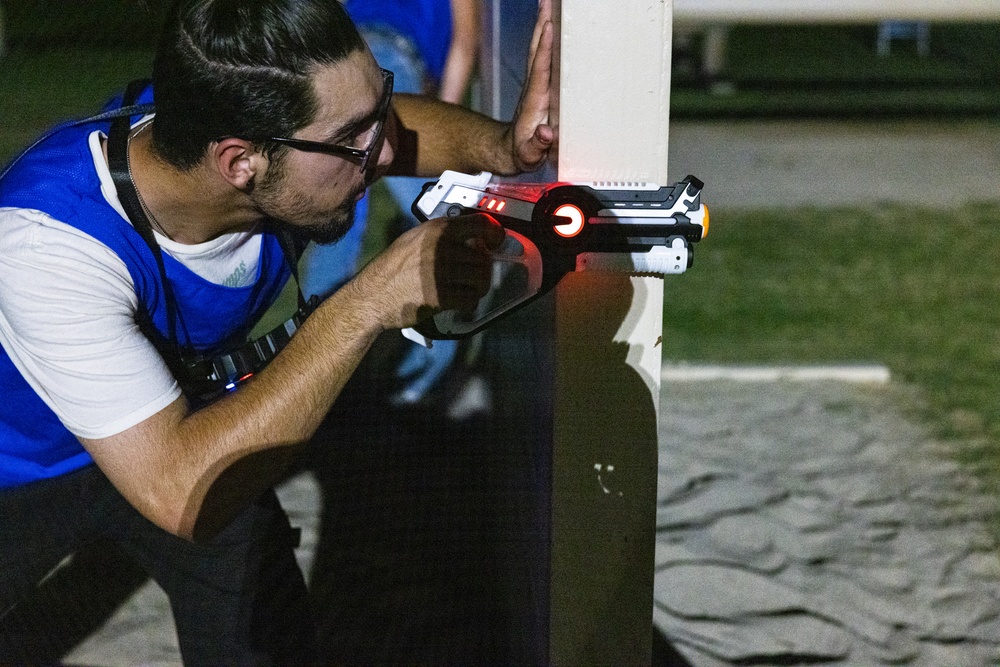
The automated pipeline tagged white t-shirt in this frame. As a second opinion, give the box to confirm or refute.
[0,128,263,439]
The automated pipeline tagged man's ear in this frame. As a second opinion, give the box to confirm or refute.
[212,137,266,190]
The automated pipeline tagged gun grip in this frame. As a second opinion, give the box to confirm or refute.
[401,230,543,343]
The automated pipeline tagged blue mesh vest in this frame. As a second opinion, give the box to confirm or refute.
[0,90,292,488]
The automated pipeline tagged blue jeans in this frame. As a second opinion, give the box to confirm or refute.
[357,25,432,230]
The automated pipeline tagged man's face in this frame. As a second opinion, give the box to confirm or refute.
[251,49,393,244]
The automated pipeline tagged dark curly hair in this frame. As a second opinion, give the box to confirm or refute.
[150,0,366,169]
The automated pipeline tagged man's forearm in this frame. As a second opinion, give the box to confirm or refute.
[81,216,501,542]
[174,280,384,539]
[83,276,385,542]
[389,94,518,179]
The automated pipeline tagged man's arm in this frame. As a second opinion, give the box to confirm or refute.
[80,214,504,542]
[438,0,481,105]
[386,0,553,178]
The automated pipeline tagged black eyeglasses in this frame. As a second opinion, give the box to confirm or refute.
[255,68,394,173]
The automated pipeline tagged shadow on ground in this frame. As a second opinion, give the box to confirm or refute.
[2,323,692,665]
[0,541,148,664]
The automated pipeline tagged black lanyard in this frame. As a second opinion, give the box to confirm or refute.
[101,81,313,402]
[1,80,316,404]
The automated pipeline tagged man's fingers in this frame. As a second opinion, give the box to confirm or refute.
[520,123,555,172]
[527,0,553,77]
[438,284,489,314]
[477,212,507,251]
[524,21,553,116]
[436,269,491,313]
[514,18,554,172]
[440,241,494,290]
[443,212,505,251]
[427,213,505,313]
[535,124,555,148]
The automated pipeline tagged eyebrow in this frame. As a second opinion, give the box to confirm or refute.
[325,105,378,143]
[323,77,389,143]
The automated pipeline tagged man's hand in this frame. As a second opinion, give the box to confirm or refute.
[356,213,506,332]
[386,0,554,179]
[507,0,555,173]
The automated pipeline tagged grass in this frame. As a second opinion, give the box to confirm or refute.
[672,87,1000,120]
[2,1,169,50]
[671,23,1000,119]
[0,49,156,160]
[713,24,1000,84]
[662,204,1000,477]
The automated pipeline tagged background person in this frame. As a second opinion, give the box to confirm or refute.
[301,0,483,408]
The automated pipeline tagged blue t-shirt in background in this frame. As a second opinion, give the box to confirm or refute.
[345,0,453,83]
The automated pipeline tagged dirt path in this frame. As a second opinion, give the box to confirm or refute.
[670,120,1000,209]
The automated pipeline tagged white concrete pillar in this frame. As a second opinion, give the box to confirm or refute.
[553,0,672,185]
[547,1,672,664]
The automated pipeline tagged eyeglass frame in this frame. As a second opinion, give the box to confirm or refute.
[231,68,394,173]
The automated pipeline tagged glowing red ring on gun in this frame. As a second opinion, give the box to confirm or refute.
[552,203,585,238]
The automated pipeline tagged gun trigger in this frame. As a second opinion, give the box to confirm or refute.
[496,233,525,258]
[401,327,433,349]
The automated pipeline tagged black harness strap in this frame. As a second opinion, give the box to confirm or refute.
[106,79,186,356]
[101,80,314,403]
[3,79,318,404]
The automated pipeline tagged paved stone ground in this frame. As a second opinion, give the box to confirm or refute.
[60,375,1000,666]
[655,378,1000,667]
[25,119,1000,663]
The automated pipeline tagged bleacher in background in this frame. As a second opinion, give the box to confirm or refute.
[672,0,1000,79]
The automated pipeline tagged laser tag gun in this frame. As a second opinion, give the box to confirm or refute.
[402,170,708,345]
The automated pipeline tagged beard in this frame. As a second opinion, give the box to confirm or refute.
[252,156,361,245]
[296,203,356,245]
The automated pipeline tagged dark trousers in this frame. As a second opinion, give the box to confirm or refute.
[0,464,314,665]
